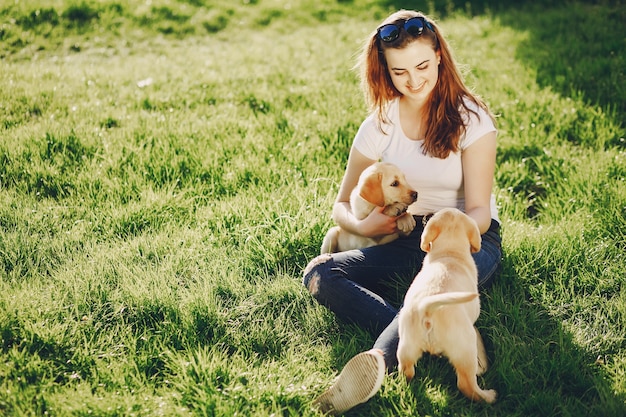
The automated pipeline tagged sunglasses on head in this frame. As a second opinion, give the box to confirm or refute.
[377,16,434,43]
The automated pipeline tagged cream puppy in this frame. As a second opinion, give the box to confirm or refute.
[320,162,417,254]
[397,208,496,403]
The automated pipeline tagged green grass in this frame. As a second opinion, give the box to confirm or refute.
[1,0,625,416]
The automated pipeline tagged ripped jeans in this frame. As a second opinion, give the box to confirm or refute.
[302,217,501,370]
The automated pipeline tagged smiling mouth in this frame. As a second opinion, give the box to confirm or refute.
[407,82,425,92]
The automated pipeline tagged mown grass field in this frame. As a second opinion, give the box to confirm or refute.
[1,0,625,416]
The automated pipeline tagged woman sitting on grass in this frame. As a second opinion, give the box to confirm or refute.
[302,9,502,415]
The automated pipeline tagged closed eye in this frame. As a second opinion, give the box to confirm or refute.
[416,59,430,70]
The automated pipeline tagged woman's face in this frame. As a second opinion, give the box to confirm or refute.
[384,40,440,102]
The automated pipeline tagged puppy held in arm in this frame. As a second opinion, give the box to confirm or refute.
[320,162,418,254]
[397,208,496,404]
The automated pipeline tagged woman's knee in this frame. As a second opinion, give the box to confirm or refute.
[302,253,334,296]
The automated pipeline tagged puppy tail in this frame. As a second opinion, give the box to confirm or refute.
[418,292,478,316]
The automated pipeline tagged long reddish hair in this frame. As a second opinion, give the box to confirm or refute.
[356,10,494,158]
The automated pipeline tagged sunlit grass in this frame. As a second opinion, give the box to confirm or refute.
[1,0,625,416]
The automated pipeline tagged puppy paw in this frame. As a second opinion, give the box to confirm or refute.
[482,389,497,404]
[383,202,407,217]
[399,365,415,383]
[396,213,416,234]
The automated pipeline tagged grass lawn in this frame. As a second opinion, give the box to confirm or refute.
[1,0,625,416]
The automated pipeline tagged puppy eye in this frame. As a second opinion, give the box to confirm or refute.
[391,180,399,187]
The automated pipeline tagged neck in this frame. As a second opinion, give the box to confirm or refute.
[399,97,428,140]
[400,95,428,115]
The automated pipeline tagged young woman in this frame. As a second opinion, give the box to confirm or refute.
[302,9,502,415]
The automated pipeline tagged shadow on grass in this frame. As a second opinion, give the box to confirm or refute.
[321,256,626,416]
[478,253,626,416]
[496,3,626,135]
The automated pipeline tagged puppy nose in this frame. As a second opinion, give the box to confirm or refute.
[411,191,418,201]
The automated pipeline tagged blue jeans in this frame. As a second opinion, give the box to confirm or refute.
[302,217,502,370]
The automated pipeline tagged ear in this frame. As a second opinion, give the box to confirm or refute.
[467,221,482,253]
[360,172,385,207]
[420,222,440,252]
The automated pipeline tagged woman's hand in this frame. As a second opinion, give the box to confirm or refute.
[357,206,401,238]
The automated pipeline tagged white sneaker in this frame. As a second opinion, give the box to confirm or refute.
[313,349,386,415]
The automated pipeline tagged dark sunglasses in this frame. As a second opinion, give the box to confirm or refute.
[377,16,434,43]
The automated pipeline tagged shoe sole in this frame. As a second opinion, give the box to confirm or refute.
[313,349,385,415]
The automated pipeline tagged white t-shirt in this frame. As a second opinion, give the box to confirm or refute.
[353,97,500,223]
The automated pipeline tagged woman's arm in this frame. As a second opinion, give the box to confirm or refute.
[332,148,399,237]
[462,131,497,234]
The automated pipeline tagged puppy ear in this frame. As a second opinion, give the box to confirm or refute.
[360,172,385,207]
[467,220,482,253]
[420,222,440,252]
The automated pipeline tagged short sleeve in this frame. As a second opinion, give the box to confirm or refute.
[352,114,386,161]
[460,103,496,150]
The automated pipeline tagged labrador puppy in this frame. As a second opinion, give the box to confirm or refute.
[320,162,418,254]
[397,208,496,403]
